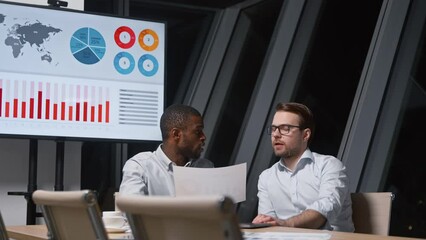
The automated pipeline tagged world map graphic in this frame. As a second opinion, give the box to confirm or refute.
[0,13,62,65]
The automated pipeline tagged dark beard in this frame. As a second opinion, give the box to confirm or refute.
[275,147,297,159]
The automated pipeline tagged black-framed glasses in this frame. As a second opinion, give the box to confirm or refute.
[267,124,302,135]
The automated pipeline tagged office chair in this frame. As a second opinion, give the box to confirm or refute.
[351,192,394,235]
[32,189,108,240]
[116,194,243,240]
[0,210,9,240]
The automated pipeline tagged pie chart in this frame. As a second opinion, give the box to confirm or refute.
[70,27,106,65]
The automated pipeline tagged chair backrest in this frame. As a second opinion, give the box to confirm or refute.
[0,210,9,240]
[116,194,243,240]
[351,192,393,235]
[32,189,108,240]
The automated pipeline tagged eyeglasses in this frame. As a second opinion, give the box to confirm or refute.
[267,124,302,135]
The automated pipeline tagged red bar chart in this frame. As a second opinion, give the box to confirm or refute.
[0,79,110,123]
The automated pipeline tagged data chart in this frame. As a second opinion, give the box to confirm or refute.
[0,79,110,123]
[70,27,106,65]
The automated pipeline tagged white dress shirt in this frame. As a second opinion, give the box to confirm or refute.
[119,144,213,196]
[257,149,354,232]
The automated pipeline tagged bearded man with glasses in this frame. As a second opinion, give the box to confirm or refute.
[252,102,354,232]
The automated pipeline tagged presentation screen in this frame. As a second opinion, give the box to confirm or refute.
[0,1,165,141]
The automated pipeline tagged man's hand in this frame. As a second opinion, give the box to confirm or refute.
[252,210,326,229]
[252,214,291,226]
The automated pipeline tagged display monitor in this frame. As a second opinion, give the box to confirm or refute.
[0,1,165,141]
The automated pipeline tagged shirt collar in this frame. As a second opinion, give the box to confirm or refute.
[156,144,193,171]
[278,148,314,172]
[156,144,175,171]
[300,148,314,161]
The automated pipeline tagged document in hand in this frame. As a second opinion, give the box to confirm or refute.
[173,163,246,203]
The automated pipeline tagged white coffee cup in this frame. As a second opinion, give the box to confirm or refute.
[103,211,122,218]
[102,211,125,229]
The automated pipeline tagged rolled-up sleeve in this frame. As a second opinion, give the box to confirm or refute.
[306,157,349,222]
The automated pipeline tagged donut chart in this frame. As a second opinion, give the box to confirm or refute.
[138,54,158,77]
[70,26,162,76]
[138,29,159,51]
[70,27,106,65]
[114,52,135,75]
[114,26,136,49]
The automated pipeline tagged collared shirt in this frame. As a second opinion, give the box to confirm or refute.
[257,149,354,232]
[119,144,214,196]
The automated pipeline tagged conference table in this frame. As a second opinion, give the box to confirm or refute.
[6,225,132,240]
[6,224,425,240]
[244,226,425,240]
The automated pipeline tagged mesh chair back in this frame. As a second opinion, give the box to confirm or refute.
[32,189,108,240]
[116,195,243,240]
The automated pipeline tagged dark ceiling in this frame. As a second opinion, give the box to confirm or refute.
[84,0,250,17]
[128,0,249,9]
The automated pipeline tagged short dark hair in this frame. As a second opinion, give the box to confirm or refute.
[275,102,315,144]
[160,104,202,140]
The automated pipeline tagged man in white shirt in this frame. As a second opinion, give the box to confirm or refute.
[119,104,214,196]
[252,102,354,232]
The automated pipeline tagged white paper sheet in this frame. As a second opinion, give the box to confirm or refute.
[173,163,246,203]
